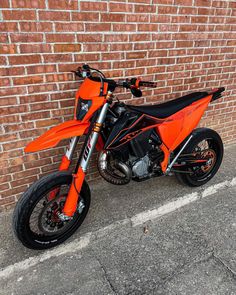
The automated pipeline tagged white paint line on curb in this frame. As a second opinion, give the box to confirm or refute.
[0,177,235,279]
[131,177,236,226]
[130,192,199,227]
[0,234,91,280]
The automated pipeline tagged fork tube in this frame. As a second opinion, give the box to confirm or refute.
[59,137,80,171]
[62,103,109,217]
[80,103,109,172]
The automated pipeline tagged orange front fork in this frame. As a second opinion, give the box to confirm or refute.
[48,155,72,201]
[63,167,85,216]
[62,102,110,217]
[48,137,78,201]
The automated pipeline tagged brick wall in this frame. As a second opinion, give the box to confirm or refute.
[0,0,236,210]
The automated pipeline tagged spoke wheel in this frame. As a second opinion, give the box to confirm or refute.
[13,171,90,250]
[175,128,223,187]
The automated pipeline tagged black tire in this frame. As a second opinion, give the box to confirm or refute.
[13,171,90,250]
[175,128,224,187]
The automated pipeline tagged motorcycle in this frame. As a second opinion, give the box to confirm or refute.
[13,64,224,249]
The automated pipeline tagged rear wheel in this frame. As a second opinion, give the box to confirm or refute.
[13,171,90,250]
[175,128,223,187]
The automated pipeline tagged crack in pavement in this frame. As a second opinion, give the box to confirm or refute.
[95,256,118,295]
[160,249,214,284]
[213,253,236,280]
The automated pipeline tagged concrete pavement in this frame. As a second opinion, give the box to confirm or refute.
[0,144,235,294]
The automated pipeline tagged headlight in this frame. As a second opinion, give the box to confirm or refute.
[76,98,92,120]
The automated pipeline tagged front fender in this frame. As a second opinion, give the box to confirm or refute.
[25,120,90,152]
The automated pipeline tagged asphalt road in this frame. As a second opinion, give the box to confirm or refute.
[0,144,235,294]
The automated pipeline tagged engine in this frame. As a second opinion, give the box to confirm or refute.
[98,129,164,184]
[131,155,150,178]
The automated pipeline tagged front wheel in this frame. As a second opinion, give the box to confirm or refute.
[13,171,90,250]
[175,128,224,187]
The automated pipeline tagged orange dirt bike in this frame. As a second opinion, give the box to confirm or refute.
[13,64,224,249]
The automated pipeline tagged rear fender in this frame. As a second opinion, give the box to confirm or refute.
[25,120,90,152]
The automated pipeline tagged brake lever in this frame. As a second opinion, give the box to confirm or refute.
[130,87,142,97]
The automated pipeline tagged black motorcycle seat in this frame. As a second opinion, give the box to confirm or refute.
[128,91,208,119]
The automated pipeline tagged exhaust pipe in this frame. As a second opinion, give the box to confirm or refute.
[98,151,132,185]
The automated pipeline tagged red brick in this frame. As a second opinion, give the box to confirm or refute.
[1,0,10,7]
[72,12,99,21]
[109,3,133,12]
[127,14,149,22]
[0,33,8,44]
[150,15,171,23]
[48,1,78,10]
[11,176,38,188]
[9,55,41,65]
[27,65,57,74]
[35,118,61,128]
[20,44,51,54]
[104,34,128,42]
[134,5,156,13]
[195,0,210,6]
[4,122,34,133]
[0,22,18,32]
[43,54,73,64]
[46,34,76,43]
[158,6,178,14]
[138,24,158,31]
[20,22,53,32]
[0,56,7,65]
[83,43,109,52]
[13,168,40,181]
[112,24,136,32]
[0,105,28,116]
[179,7,197,15]
[12,0,45,8]
[101,13,125,22]
[0,44,16,54]
[0,77,11,86]
[39,11,70,21]
[0,133,18,143]
[13,75,43,86]
[80,1,107,11]
[74,53,100,62]
[21,111,51,122]
[126,51,147,59]
[27,83,57,94]
[2,10,36,20]
[110,43,133,51]
[129,34,151,42]
[0,86,27,97]
[85,23,111,32]
[10,33,43,43]
[0,97,17,106]
[55,23,84,32]
[77,34,103,43]
[102,52,122,60]
[173,0,192,5]
[54,44,81,53]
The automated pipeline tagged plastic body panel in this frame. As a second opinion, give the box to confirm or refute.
[103,95,212,172]
[25,78,107,153]
[156,95,212,151]
[25,120,90,152]
[74,78,108,122]
[105,95,212,152]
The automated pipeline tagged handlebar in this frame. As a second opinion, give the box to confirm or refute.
[72,64,157,97]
